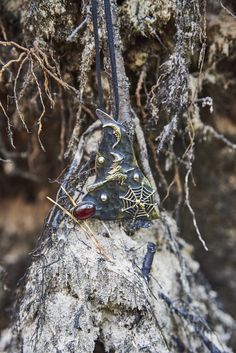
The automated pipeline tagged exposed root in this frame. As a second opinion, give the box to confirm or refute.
[0,20,7,41]
[0,51,26,77]
[13,53,29,132]
[162,164,183,207]
[135,65,147,123]
[43,71,55,109]
[193,113,236,151]
[220,0,236,19]
[132,109,160,204]
[81,104,96,121]
[66,18,88,42]
[0,40,80,151]
[0,40,29,52]
[30,60,46,151]
[31,50,78,94]
[65,20,96,156]
[59,89,66,161]
[148,0,203,151]
[202,124,236,151]
[0,101,15,148]
[185,165,208,251]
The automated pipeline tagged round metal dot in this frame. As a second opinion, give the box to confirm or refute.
[100,193,108,202]
[133,172,140,182]
[98,156,105,164]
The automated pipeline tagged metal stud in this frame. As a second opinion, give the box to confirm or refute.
[133,172,140,182]
[97,156,105,164]
[100,192,108,202]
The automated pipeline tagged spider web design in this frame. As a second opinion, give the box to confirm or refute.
[120,184,156,220]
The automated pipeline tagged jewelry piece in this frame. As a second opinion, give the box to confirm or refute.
[75,109,159,223]
[120,184,156,220]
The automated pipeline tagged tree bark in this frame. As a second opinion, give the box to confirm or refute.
[0,0,235,352]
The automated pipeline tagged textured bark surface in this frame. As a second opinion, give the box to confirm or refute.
[7,213,235,353]
[0,0,236,352]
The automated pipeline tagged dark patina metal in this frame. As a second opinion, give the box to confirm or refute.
[79,109,159,222]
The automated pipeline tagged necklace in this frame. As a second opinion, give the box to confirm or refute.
[73,0,159,225]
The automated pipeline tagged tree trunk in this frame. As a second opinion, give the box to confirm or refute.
[0,0,235,352]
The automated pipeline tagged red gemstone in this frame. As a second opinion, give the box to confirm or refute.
[73,202,96,220]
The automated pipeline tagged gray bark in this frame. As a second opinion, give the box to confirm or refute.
[8,211,235,353]
[0,0,235,352]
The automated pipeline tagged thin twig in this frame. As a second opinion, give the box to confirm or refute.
[194,115,236,151]
[0,20,7,41]
[30,60,46,152]
[204,124,236,151]
[185,168,208,251]
[135,65,148,124]
[31,51,79,95]
[59,91,66,161]
[220,0,236,19]
[0,101,15,148]
[0,40,29,52]
[0,51,26,76]
[43,71,55,109]
[66,18,88,42]
[13,53,29,131]
[47,196,111,261]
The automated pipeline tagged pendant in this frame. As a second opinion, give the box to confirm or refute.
[73,109,159,223]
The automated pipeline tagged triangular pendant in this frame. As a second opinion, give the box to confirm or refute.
[73,109,159,223]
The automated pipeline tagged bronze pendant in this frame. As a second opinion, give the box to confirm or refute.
[74,109,159,223]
